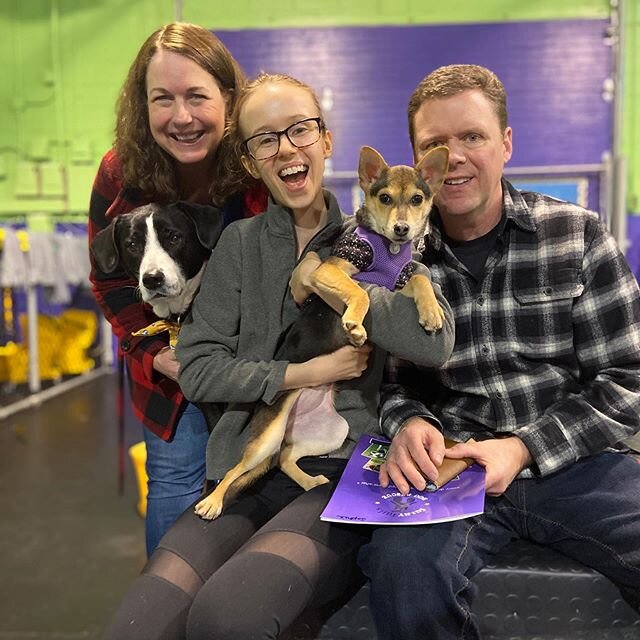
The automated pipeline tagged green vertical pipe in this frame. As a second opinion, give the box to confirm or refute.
[50,0,67,165]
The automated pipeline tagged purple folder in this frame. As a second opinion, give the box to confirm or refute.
[321,434,486,525]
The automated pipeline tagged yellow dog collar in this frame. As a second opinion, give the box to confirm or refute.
[132,320,180,348]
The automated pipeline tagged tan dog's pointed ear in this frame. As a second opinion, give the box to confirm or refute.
[358,146,387,190]
[416,146,449,194]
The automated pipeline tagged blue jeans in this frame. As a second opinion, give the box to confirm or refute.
[143,403,208,556]
[358,452,640,640]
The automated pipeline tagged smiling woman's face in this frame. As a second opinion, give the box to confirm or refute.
[146,49,228,167]
[239,81,332,216]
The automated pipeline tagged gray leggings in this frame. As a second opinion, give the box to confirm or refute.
[102,458,369,640]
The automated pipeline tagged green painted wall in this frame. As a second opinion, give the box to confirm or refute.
[186,0,609,28]
[0,0,637,217]
[624,0,639,214]
[0,0,173,216]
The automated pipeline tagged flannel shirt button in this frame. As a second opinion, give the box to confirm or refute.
[481,344,489,354]
[121,339,131,352]
[496,391,503,399]
[544,287,553,295]
[477,296,485,305]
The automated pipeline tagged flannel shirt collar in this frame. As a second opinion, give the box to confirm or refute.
[425,178,537,253]
[502,179,537,233]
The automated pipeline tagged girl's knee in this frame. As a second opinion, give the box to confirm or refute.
[187,551,313,640]
[187,595,249,640]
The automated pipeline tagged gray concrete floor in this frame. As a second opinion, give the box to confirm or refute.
[0,372,146,639]
[3,373,639,640]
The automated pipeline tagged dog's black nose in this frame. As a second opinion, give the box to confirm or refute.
[393,223,410,237]
[142,271,165,290]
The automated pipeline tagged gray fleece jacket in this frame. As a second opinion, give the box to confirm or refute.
[176,190,454,480]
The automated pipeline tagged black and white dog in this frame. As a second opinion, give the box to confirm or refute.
[91,201,226,438]
[91,202,223,322]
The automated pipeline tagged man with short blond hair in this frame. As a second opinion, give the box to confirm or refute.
[358,64,640,640]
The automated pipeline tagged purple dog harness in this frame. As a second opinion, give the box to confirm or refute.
[349,226,413,290]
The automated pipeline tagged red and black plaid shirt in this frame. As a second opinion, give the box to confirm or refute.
[88,149,267,440]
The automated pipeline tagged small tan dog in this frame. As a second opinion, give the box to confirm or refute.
[309,145,448,347]
[195,145,449,520]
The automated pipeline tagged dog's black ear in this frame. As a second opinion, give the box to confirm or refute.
[90,219,122,274]
[174,202,224,251]
[358,146,387,190]
[416,146,449,194]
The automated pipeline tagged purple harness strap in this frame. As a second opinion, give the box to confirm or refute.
[352,226,412,290]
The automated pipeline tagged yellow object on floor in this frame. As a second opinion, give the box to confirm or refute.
[0,310,98,383]
[58,309,97,375]
[0,341,19,382]
[128,441,148,519]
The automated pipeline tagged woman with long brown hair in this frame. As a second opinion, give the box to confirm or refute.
[88,22,266,556]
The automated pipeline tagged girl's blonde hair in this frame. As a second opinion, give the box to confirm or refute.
[226,73,325,165]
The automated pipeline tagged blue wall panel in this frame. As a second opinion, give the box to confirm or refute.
[626,216,640,281]
[217,21,612,211]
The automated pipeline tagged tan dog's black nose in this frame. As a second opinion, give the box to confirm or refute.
[393,222,410,238]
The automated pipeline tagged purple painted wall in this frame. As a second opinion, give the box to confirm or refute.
[218,21,612,177]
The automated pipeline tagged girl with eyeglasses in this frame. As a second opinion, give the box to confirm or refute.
[102,73,454,640]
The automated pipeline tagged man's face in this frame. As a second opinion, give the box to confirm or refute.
[412,89,512,226]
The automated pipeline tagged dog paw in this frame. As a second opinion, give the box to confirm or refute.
[418,302,446,332]
[343,319,367,346]
[300,474,330,491]
[194,496,223,520]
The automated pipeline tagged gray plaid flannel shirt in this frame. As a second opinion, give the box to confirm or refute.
[382,179,640,477]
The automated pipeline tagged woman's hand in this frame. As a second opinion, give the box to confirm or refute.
[283,344,372,390]
[311,343,372,383]
[153,347,179,382]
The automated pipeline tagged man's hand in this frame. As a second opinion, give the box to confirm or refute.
[380,417,446,495]
[153,347,179,382]
[446,436,532,496]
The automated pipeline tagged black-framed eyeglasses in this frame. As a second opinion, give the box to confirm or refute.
[242,117,324,161]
